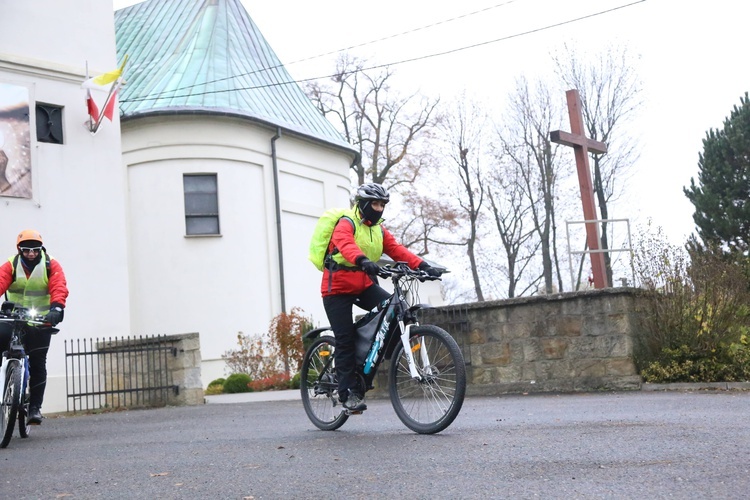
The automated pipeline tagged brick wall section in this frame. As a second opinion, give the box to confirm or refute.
[420,288,645,395]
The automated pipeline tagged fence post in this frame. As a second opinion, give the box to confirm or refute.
[169,332,204,406]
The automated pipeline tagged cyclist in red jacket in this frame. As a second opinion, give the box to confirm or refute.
[0,229,68,425]
[321,184,441,412]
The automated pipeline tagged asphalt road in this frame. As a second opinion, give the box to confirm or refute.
[2,391,749,499]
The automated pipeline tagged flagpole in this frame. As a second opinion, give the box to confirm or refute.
[85,61,96,134]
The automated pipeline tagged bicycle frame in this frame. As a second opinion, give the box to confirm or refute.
[0,319,30,398]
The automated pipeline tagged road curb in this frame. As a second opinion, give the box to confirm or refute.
[641,381,750,391]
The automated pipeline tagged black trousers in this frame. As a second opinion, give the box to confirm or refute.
[0,322,53,410]
[323,284,390,397]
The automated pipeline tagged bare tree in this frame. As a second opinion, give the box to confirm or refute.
[437,98,488,301]
[486,155,541,298]
[392,191,461,256]
[553,44,642,286]
[495,77,566,294]
[306,54,440,189]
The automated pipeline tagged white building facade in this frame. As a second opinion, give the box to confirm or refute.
[0,1,132,412]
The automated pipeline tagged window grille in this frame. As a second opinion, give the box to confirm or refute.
[183,174,220,235]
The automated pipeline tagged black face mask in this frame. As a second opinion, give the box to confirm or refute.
[358,200,384,225]
[20,251,42,268]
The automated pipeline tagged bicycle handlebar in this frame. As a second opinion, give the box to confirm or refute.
[0,301,54,327]
[377,262,445,282]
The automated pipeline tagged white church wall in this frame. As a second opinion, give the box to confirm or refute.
[122,115,353,385]
[0,0,131,414]
[0,2,115,72]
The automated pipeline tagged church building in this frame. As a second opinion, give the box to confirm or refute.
[1,0,443,414]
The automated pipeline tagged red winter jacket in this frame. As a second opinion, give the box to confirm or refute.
[0,256,69,307]
[320,217,423,297]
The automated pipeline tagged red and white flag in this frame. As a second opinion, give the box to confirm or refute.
[83,55,128,133]
[86,89,100,122]
[102,85,119,122]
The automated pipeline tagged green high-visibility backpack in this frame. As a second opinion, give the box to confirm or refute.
[308,208,354,271]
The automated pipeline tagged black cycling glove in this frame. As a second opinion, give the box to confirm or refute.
[356,256,380,276]
[419,261,442,277]
[46,303,64,325]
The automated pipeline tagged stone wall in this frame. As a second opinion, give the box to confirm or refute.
[420,288,646,395]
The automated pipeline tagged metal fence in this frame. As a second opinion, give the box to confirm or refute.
[64,335,180,412]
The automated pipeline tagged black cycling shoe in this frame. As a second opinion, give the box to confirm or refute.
[340,390,367,412]
[27,407,43,425]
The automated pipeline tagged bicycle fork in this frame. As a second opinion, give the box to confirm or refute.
[399,322,433,381]
[0,359,7,394]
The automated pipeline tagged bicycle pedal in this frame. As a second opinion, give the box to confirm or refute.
[345,409,364,415]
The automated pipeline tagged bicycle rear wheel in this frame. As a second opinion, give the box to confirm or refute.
[388,325,466,434]
[300,336,348,431]
[1,362,21,448]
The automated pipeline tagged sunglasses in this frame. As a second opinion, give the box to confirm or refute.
[20,247,42,254]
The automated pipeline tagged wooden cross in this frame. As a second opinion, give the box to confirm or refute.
[550,89,609,289]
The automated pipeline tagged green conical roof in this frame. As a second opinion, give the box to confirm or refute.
[115,0,352,150]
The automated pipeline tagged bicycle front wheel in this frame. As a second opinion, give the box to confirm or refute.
[18,376,30,439]
[388,325,466,434]
[300,336,348,431]
[1,362,21,448]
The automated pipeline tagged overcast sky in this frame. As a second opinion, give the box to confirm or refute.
[113,0,750,247]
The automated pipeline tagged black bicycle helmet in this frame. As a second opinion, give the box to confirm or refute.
[355,183,390,203]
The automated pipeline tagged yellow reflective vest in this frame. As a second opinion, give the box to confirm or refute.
[329,206,384,268]
[6,252,51,313]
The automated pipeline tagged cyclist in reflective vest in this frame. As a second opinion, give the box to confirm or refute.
[0,229,68,425]
[320,183,441,412]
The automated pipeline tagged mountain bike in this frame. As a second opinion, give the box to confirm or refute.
[300,262,466,434]
[0,301,57,448]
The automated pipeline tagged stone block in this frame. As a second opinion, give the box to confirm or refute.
[556,316,583,337]
[479,342,511,365]
[471,366,495,385]
[541,338,569,359]
[567,337,598,358]
[605,358,637,376]
[507,305,538,324]
[509,340,526,364]
[469,327,487,344]
[530,320,549,338]
[522,339,543,362]
[574,360,607,378]
[606,313,630,335]
[469,345,484,365]
[503,321,533,340]
[494,365,522,382]
[179,333,201,351]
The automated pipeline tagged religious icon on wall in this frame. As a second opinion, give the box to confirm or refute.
[0,82,31,198]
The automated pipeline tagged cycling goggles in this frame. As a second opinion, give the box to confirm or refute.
[20,246,42,254]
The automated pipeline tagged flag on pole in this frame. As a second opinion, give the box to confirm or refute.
[87,89,100,122]
[83,55,128,134]
[102,84,120,121]
[82,56,128,92]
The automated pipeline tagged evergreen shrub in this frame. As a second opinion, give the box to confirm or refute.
[223,373,253,393]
